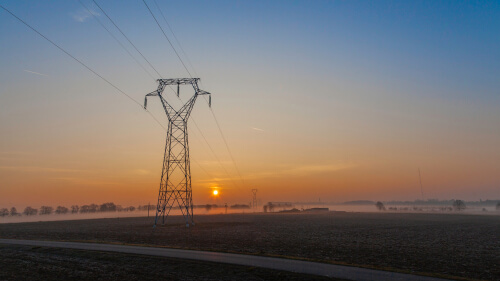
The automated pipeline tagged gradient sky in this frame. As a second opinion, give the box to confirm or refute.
[1,0,500,208]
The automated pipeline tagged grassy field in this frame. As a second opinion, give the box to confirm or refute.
[1,212,498,280]
[0,244,341,281]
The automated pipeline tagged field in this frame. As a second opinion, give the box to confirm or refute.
[1,212,499,280]
[0,244,338,281]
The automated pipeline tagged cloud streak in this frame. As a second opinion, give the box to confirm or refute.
[49,177,119,186]
[72,8,99,22]
[0,166,89,173]
[196,163,357,183]
[23,69,48,77]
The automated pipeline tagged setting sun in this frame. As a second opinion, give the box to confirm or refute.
[213,190,219,196]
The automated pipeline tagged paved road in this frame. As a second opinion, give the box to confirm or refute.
[0,239,450,281]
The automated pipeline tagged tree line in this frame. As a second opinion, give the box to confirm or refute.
[375,200,500,211]
[0,202,155,217]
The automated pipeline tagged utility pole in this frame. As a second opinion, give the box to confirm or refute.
[144,78,211,227]
[418,168,424,201]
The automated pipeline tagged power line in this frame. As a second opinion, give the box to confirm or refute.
[152,0,199,78]
[0,4,141,108]
[209,109,245,186]
[0,3,167,133]
[88,0,180,98]
[144,0,245,187]
[88,0,235,187]
[165,87,241,189]
[87,1,186,101]
[2,2,233,189]
[190,118,240,189]
[78,0,156,82]
[92,0,164,78]
[192,157,215,181]
[141,0,192,78]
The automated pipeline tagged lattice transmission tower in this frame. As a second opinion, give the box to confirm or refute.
[144,78,211,227]
[252,189,258,209]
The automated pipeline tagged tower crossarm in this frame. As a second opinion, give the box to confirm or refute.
[157,78,200,86]
[158,78,200,94]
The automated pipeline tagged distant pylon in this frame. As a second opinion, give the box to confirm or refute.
[144,78,211,227]
[252,189,258,209]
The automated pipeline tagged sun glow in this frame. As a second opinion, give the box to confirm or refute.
[213,190,219,196]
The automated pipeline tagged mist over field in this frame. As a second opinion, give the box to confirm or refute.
[2,199,498,224]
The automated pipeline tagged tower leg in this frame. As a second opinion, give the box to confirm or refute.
[154,119,194,227]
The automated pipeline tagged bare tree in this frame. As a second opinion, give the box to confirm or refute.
[452,200,466,211]
[39,206,53,215]
[375,201,386,211]
[10,207,19,216]
[55,206,69,214]
[23,207,38,216]
[71,205,79,214]
[79,204,98,213]
[99,202,117,212]
[0,208,8,217]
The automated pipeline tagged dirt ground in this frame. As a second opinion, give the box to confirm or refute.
[0,244,341,281]
[0,212,498,280]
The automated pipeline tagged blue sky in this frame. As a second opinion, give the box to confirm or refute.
[1,0,500,206]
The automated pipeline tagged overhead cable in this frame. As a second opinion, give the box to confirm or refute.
[92,0,164,78]
[0,3,167,133]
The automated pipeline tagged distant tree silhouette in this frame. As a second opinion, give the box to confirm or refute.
[123,206,136,212]
[375,201,386,211]
[496,202,500,211]
[263,205,268,213]
[10,207,19,216]
[23,207,38,216]
[55,206,69,214]
[0,208,8,217]
[99,202,117,212]
[79,205,90,213]
[39,206,53,215]
[205,204,212,212]
[452,200,466,211]
[89,204,98,213]
[80,204,98,213]
[71,205,79,214]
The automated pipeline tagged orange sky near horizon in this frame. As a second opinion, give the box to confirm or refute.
[1,1,500,209]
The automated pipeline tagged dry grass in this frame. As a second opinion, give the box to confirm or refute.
[1,212,498,280]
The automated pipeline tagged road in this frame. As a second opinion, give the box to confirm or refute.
[0,239,450,281]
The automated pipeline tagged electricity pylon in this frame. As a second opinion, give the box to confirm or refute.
[252,189,258,210]
[144,78,211,227]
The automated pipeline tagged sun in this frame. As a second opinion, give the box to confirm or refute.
[213,190,219,196]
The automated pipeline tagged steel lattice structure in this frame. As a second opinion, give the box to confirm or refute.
[252,189,258,209]
[144,78,211,227]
